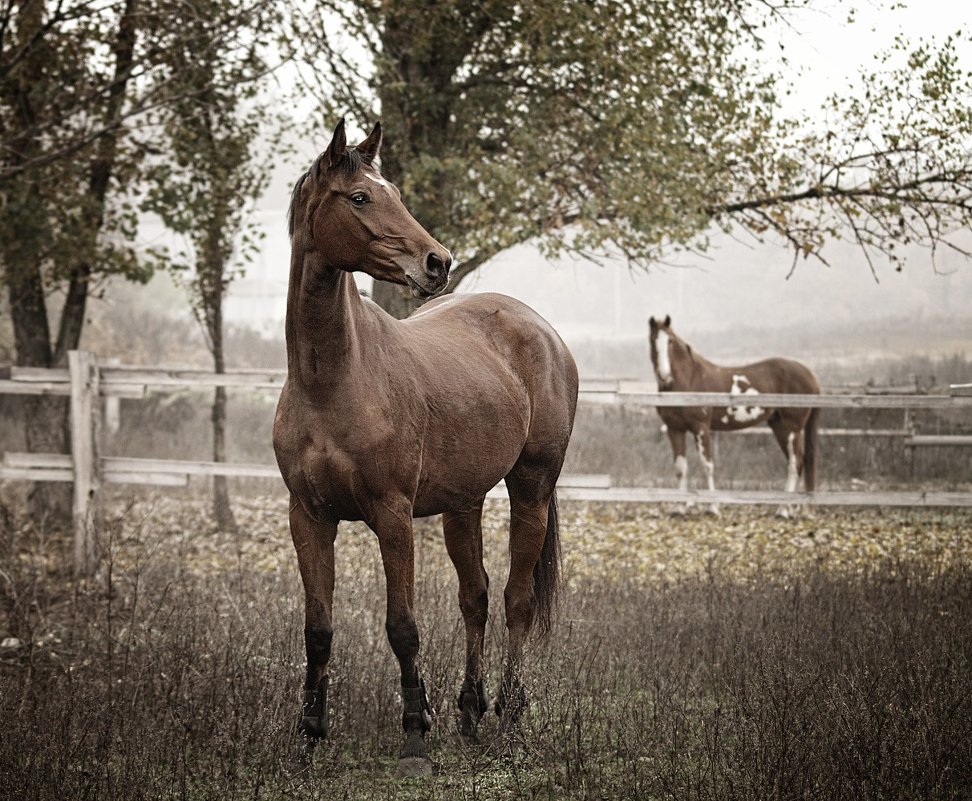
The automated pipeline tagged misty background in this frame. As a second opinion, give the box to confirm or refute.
[87,0,971,380]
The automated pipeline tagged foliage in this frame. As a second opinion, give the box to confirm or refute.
[0,0,285,367]
[135,0,287,533]
[142,0,286,352]
[722,30,972,276]
[291,0,972,310]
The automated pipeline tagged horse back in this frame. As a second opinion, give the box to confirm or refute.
[658,355,819,433]
[706,357,819,431]
[724,357,819,395]
[403,292,578,397]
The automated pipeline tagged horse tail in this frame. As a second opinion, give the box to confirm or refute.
[532,491,562,639]
[803,407,819,491]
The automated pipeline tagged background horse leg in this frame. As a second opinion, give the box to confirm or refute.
[373,504,433,776]
[289,499,337,755]
[666,428,691,514]
[442,501,492,740]
[770,416,805,517]
[693,427,719,515]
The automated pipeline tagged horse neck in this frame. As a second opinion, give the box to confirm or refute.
[671,341,709,386]
[285,245,370,389]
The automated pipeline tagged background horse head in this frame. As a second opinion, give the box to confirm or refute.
[274,120,578,775]
[648,315,820,513]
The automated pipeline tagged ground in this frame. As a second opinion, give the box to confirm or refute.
[2,494,970,800]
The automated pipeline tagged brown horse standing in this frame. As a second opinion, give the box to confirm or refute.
[273,120,578,775]
[648,315,819,510]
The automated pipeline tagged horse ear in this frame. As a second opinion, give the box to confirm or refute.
[322,118,348,170]
[649,317,658,332]
[357,122,382,165]
[664,314,671,328]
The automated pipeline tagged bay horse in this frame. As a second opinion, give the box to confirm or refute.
[648,315,819,511]
[273,120,578,775]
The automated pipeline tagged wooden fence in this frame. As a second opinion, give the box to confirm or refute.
[2,353,971,573]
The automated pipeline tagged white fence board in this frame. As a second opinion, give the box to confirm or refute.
[552,486,972,508]
[2,357,971,567]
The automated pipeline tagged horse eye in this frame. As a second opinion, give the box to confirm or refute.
[349,192,369,207]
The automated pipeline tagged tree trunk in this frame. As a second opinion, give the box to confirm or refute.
[1,0,139,526]
[6,256,72,522]
[211,385,237,534]
[209,302,237,535]
[370,280,424,320]
[1,1,72,523]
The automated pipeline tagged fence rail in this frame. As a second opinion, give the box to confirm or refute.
[2,354,971,573]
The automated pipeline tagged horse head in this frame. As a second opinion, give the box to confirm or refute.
[648,314,684,390]
[289,119,452,298]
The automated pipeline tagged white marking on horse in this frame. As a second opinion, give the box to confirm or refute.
[695,434,715,487]
[674,454,688,491]
[365,171,388,187]
[785,431,799,492]
[727,374,764,422]
[655,330,672,385]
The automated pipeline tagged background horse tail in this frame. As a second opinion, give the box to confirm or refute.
[804,407,819,491]
[532,491,562,638]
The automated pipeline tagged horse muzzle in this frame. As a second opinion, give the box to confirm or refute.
[405,250,452,298]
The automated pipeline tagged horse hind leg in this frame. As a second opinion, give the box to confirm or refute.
[289,499,338,758]
[442,501,492,740]
[499,459,562,735]
[694,428,719,515]
[770,419,804,518]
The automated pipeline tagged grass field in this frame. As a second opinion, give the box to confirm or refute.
[2,494,971,800]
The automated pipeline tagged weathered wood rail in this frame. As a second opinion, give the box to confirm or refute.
[2,354,971,573]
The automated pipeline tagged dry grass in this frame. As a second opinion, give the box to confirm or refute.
[2,494,971,800]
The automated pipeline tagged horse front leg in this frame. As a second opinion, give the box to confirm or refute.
[770,419,804,518]
[443,502,491,741]
[694,427,720,515]
[289,498,338,757]
[374,505,434,777]
[666,428,691,514]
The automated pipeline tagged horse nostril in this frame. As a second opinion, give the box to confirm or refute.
[426,252,451,279]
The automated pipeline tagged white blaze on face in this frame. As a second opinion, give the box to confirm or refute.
[365,171,389,190]
[727,374,764,422]
[655,330,673,385]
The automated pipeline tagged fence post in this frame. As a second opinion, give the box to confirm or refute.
[69,350,101,575]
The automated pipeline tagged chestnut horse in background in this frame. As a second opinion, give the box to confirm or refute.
[273,120,578,775]
[648,315,819,510]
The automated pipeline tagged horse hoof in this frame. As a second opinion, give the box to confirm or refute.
[396,756,433,777]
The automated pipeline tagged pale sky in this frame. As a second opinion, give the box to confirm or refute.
[772,0,972,116]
